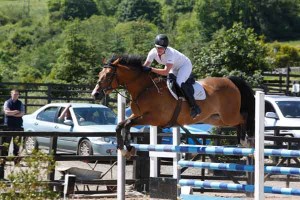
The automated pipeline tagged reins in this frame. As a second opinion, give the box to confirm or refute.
[99,63,164,113]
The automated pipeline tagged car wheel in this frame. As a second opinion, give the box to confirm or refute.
[78,139,93,156]
[24,137,38,154]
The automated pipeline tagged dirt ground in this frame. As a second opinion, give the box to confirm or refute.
[56,160,300,200]
[3,158,300,200]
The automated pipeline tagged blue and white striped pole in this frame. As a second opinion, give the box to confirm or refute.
[179,180,300,196]
[178,160,300,175]
[131,144,300,157]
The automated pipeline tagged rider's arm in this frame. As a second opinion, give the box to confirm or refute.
[143,60,152,67]
[151,63,173,76]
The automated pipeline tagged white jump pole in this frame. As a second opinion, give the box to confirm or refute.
[255,91,265,200]
[117,93,126,200]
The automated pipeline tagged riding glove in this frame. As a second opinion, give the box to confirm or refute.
[142,66,152,72]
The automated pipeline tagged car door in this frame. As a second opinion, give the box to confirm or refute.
[54,106,76,153]
[35,106,61,147]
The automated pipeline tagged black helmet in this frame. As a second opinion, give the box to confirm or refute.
[154,34,169,48]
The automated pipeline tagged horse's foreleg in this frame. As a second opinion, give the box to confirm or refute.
[123,118,138,159]
[116,120,127,150]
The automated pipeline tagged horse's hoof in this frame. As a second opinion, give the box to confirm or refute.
[240,156,248,161]
[248,153,254,158]
[124,151,132,160]
[240,139,246,147]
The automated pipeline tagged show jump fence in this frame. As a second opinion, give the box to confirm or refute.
[117,91,300,200]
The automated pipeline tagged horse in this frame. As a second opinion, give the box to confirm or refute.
[92,54,255,157]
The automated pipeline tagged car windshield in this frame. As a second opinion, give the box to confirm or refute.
[73,107,117,126]
[276,101,300,118]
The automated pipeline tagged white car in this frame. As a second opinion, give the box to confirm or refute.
[264,95,300,138]
[23,103,138,156]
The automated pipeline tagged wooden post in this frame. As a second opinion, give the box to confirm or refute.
[48,136,57,184]
[286,66,290,95]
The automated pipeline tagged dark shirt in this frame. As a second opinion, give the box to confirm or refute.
[4,99,24,128]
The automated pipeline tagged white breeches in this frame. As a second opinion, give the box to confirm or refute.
[169,60,192,86]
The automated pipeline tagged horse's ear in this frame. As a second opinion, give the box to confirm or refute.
[112,58,120,65]
[102,58,106,64]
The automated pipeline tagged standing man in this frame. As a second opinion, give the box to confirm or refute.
[3,89,25,159]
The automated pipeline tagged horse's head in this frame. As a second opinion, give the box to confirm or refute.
[92,58,119,100]
[91,54,146,100]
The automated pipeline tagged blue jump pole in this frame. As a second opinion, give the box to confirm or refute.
[179,180,300,196]
[178,160,300,175]
[132,144,300,157]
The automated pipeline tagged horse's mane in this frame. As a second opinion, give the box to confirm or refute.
[108,54,145,69]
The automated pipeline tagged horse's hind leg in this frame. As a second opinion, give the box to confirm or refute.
[237,124,246,147]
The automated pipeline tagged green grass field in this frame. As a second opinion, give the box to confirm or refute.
[277,40,300,49]
[0,0,48,19]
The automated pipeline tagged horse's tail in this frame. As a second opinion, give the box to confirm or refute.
[228,76,255,137]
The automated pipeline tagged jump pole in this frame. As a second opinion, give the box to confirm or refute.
[117,93,126,200]
[255,91,265,200]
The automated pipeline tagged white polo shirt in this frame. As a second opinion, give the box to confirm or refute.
[145,47,191,71]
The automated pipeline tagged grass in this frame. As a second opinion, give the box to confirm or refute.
[276,40,300,49]
[0,0,48,19]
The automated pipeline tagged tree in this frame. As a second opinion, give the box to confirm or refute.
[194,0,300,41]
[172,0,195,13]
[0,151,58,199]
[194,0,232,41]
[94,0,121,16]
[254,0,300,40]
[48,0,99,21]
[268,42,300,69]
[117,0,162,26]
[50,20,98,85]
[114,20,158,54]
[193,23,270,86]
[173,13,204,58]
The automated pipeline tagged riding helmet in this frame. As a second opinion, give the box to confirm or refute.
[154,34,169,48]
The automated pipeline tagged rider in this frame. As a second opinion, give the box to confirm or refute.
[142,34,201,118]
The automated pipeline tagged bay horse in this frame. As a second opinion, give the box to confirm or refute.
[92,54,255,157]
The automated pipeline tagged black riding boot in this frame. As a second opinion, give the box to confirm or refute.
[181,82,201,118]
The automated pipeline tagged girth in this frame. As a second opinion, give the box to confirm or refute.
[164,97,183,128]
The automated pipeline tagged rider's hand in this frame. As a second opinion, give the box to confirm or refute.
[142,66,152,72]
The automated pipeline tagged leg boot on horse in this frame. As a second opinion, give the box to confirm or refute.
[115,119,136,159]
[181,82,201,118]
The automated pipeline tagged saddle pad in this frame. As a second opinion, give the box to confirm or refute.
[168,81,206,101]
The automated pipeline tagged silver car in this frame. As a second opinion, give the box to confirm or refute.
[23,103,136,156]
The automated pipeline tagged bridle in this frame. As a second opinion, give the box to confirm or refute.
[96,64,119,92]
[96,63,163,103]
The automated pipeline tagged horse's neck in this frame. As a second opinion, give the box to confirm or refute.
[126,74,161,99]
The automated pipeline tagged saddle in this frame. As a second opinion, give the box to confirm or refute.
[167,73,206,101]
